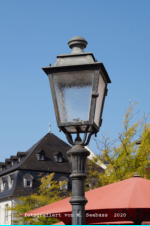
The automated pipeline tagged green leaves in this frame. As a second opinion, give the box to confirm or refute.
[92,101,150,186]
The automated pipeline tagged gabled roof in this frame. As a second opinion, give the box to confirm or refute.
[54,151,63,156]
[23,173,34,179]
[10,156,18,160]
[0,163,6,166]
[36,149,45,154]
[17,152,27,156]
[5,159,11,163]
[0,133,71,176]
[59,175,69,181]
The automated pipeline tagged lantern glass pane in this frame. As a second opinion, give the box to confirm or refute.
[94,74,106,127]
[53,70,94,123]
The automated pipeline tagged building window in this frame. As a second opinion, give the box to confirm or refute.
[36,153,45,161]
[8,175,13,190]
[54,152,63,163]
[0,178,6,192]
[36,150,45,161]
[59,176,68,191]
[5,204,9,223]
[23,173,33,188]
[59,180,68,190]
[1,165,6,171]
[57,156,62,163]
[89,183,92,190]
[11,159,17,166]
[3,182,6,191]
[27,181,31,187]
[6,162,11,168]
[40,154,45,161]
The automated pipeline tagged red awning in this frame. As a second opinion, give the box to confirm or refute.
[21,177,150,224]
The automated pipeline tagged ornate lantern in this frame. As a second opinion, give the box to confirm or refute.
[42,36,111,146]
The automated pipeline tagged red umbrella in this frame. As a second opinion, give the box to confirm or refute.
[21,176,150,224]
[53,221,136,225]
[53,221,135,225]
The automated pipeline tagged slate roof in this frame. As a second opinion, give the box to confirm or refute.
[0,133,71,176]
[0,133,106,200]
[0,170,71,200]
[0,171,18,200]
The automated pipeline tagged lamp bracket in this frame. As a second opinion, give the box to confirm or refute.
[63,126,94,146]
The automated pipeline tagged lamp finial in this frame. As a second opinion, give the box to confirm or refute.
[68,36,88,54]
[49,123,51,133]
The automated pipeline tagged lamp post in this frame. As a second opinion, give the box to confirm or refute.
[42,36,111,225]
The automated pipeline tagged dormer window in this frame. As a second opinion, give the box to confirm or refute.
[59,181,68,190]
[59,176,68,191]
[7,163,10,167]
[0,177,6,192]
[57,156,62,163]
[3,182,6,191]
[17,152,27,163]
[41,155,44,160]
[0,163,6,171]
[36,150,45,161]
[11,156,18,166]
[6,160,11,168]
[23,173,33,188]
[8,175,13,190]
[27,181,31,187]
[54,152,63,163]
[40,155,45,161]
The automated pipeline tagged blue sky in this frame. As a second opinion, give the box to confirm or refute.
[0,0,150,162]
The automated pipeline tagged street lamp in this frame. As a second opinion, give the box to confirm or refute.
[42,36,111,225]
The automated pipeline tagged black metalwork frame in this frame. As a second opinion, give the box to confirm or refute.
[61,125,95,146]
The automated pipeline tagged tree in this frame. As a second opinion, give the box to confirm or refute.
[10,173,70,225]
[85,158,104,191]
[92,101,150,186]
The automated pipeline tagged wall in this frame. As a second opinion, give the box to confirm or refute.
[0,200,12,225]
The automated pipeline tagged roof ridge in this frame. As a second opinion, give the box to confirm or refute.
[18,133,49,165]
[48,133,71,147]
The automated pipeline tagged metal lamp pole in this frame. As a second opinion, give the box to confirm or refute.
[42,36,111,225]
[67,145,89,225]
